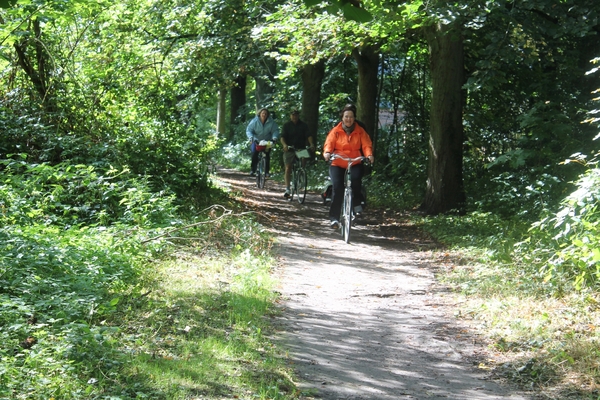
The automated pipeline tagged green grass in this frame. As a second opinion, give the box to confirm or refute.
[0,219,297,399]
[0,159,299,399]
[418,212,600,398]
[114,246,296,399]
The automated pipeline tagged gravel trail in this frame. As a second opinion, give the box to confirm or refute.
[218,168,531,400]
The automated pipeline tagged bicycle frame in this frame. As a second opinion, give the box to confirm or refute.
[330,154,366,243]
[288,147,309,203]
[255,140,272,189]
[256,150,268,189]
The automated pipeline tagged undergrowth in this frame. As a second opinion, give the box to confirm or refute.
[0,159,296,399]
[419,202,600,398]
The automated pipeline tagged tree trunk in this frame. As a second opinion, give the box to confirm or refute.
[217,88,227,136]
[353,45,379,142]
[13,19,55,113]
[229,75,246,140]
[301,59,325,146]
[254,57,277,112]
[424,23,466,215]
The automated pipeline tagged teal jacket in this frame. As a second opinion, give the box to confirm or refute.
[246,116,279,142]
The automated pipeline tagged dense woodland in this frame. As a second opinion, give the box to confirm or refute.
[2,0,600,398]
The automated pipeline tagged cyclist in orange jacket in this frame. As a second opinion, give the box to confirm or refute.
[323,104,374,229]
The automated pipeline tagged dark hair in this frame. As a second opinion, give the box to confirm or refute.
[340,103,357,119]
[291,109,300,115]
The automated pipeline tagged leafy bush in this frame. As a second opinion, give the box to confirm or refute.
[516,162,600,290]
[115,121,218,200]
[0,157,179,228]
[0,224,152,399]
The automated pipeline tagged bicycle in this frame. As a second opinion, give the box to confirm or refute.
[330,153,369,244]
[255,140,272,189]
[287,146,310,204]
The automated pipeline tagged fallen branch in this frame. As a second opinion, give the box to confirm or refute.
[141,204,254,244]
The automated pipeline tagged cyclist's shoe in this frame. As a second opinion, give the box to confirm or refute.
[265,173,271,178]
[283,189,291,198]
[249,171,256,177]
[330,220,340,229]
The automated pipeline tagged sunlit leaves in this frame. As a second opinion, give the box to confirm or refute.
[340,2,372,22]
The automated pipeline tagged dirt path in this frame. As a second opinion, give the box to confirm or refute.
[217,168,531,400]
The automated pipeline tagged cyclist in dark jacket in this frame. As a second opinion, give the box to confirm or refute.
[280,110,315,198]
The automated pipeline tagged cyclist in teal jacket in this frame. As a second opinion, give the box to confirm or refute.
[246,108,280,177]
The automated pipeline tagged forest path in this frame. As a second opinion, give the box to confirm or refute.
[216,168,531,400]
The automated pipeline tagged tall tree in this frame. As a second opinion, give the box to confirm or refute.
[353,44,380,140]
[229,75,248,139]
[254,57,278,111]
[254,1,392,149]
[424,23,465,214]
[301,59,326,144]
[217,88,227,135]
[309,0,600,214]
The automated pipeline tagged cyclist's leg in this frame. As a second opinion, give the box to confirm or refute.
[283,151,294,195]
[328,165,345,223]
[265,151,271,176]
[250,143,259,174]
[350,164,364,213]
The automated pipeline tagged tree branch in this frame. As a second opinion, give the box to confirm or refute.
[141,204,254,244]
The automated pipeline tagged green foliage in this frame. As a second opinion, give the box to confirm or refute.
[0,154,293,398]
[423,211,530,261]
[516,161,600,290]
[117,231,294,399]
[0,223,152,399]
[0,158,179,228]
[421,205,600,396]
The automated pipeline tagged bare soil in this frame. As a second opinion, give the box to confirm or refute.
[217,168,534,400]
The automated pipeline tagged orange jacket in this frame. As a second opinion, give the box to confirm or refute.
[323,122,373,168]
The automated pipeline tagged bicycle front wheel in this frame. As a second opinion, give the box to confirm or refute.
[257,156,266,189]
[342,189,352,243]
[296,168,307,204]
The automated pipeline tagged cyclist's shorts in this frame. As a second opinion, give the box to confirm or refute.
[283,151,296,165]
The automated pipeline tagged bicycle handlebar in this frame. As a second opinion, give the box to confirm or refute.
[329,153,371,166]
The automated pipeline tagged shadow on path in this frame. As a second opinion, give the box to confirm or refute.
[216,168,530,400]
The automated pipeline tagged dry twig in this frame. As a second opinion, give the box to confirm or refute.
[141,204,254,244]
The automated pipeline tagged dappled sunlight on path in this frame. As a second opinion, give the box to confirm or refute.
[216,167,530,400]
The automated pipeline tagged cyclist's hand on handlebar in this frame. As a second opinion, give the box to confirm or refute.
[323,152,331,162]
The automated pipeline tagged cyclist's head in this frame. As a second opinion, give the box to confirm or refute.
[340,104,357,128]
[257,108,270,120]
[340,104,357,119]
[290,109,300,122]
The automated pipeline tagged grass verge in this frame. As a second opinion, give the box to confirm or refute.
[116,234,296,400]
[0,206,297,399]
[418,212,600,399]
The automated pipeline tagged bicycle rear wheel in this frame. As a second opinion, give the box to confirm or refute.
[296,168,307,204]
[342,189,352,243]
[257,156,266,189]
